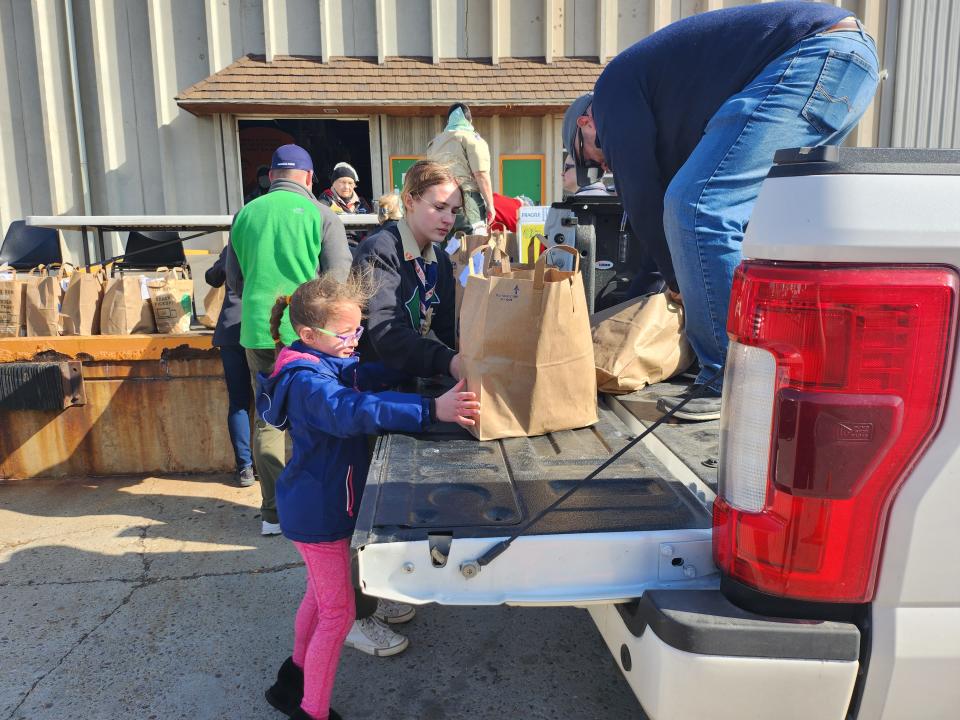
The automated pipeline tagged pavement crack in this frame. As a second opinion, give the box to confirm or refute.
[5,579,142,720]
[0,561,304,590]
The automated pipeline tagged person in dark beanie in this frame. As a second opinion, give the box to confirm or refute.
[319,162,373,215]
[563,3,879,421]
[226,143,353,535]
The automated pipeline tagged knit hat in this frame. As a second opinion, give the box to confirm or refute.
[330,162,359,183]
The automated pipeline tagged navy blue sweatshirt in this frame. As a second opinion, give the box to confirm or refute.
[592,2,851,288]
[352,223,457,378]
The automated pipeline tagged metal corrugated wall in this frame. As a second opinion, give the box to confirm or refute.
[2,0,957,261]
[886,0,960,148]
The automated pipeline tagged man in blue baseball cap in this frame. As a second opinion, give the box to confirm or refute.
[226,143,352,534]
[563,2,879,421]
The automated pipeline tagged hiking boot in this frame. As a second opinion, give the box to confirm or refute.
[264,656,303,716]
[656,384,722,421]
[373,599,416,625]
[237,466,256,488]
[343,617,409,657]
[261,520,282,536]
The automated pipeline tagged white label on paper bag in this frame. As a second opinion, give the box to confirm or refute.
[445,236,461,255]
[139,276,151,300]
[0,273,13,281]
[458,265,470,288]
[61,278,71,291]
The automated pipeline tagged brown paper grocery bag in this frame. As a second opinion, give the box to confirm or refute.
[447,231,504,349]
[459,244,598,440]
[197,284,225,329]
[488,221,519,262]
[101,268,156,335]
[591,293,694,395]
[23,265,65,336]
[0,264,22,337]
[60,268,105,336]
[148,267,194,334]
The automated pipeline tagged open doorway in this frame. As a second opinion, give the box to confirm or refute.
[237,118,373,205]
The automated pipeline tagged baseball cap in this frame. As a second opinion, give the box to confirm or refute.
[562,93,595,165]
[271,144,313,172]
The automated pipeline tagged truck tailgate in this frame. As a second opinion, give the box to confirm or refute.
[353,402,718,606]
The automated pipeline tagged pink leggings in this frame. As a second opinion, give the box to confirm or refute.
[292,539,356,720]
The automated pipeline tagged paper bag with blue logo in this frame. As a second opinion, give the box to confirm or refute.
[459,245,597,440]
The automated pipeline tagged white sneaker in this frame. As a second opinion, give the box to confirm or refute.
[344,617,409,657]
[373,599,416,625]
[261,520,282,536]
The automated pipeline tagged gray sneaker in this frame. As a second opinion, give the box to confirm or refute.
[373,599,416,625]
[656,385,722,421]
[237,466,256,487]
[344,617,409,657]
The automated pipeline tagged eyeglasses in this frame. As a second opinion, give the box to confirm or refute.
[314,326,364,344]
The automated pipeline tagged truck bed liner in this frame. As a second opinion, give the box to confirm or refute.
[354,405,712,548]
[612,380,720,491]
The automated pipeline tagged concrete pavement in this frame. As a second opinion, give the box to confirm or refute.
[0,475,647,720]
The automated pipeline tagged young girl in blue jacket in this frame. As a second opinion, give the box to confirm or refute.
[257,272,479,720]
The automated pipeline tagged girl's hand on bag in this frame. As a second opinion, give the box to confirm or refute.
[436,379,480,428]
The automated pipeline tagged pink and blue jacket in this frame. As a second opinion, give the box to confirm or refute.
[256,342,431,543]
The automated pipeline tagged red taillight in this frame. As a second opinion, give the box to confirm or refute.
[714,262,957,602]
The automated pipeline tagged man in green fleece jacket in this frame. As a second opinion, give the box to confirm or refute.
[226,144,351,536]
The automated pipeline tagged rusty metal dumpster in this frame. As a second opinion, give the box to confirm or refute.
[0,335,233,479]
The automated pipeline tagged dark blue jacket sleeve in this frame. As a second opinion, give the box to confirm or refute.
[290,373,431,437]
[594,87,676,289]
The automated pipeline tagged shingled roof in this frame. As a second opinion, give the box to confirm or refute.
[176,55,603,116]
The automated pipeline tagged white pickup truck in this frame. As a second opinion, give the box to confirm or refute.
[353,147,960,719]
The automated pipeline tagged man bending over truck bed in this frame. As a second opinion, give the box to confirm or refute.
[563,2,879,421]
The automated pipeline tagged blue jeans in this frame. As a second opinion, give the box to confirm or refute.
[219,344,253,471]
[663,28,879,390]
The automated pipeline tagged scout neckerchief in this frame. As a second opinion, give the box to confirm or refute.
[410,255,439,336]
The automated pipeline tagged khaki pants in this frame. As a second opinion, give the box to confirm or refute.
[246,347,284,524]
[453,189,486,234]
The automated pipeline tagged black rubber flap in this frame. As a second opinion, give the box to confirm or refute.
[769,146,960,178]
[357,408,711,544]
[616,590,860,662]
[0,362,70,411]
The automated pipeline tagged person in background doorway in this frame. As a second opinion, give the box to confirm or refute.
[205,246,255,489]
[561,157,610,198]
[226,143,352,535]
[426,103,494,234]
[376,192,403,226]
[563,2,879,421]
[319,162,373,215]
[245,165,271,204]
